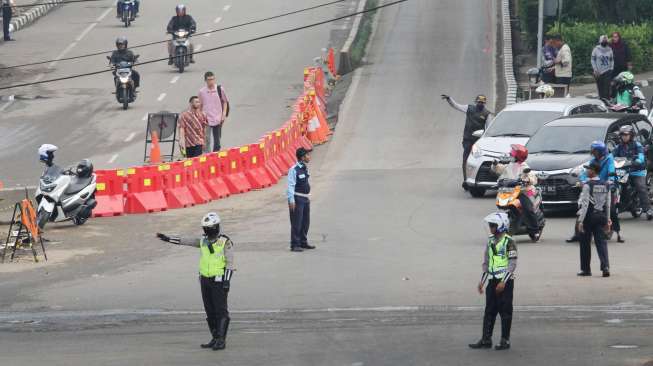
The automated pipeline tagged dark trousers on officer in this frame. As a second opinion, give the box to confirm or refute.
[610,188,621,233]
[579,217,610,273]
[289,196,310,248]
[462,139,476,183]
[200,276,229,337]
[482,279,514,341]
[2,5,11,41]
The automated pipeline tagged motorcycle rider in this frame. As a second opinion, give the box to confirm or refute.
[116,0,140,19]
[166,4,196,65]
[441,94,493,190]
[612,71,645,110]
[567,141,621,243]
[491,144,541,241]
[613,125,652,220]
[156,212,235,351]
[109,36,140,90]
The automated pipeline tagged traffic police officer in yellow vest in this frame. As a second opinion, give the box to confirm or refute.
[469,212,517,351]
[156,212,235,351]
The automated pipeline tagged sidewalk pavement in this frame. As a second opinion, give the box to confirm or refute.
[0,0,64,41]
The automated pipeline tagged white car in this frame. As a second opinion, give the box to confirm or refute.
[465,98,607,197]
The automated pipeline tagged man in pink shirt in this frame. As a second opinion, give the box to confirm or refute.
[198,71,229,152]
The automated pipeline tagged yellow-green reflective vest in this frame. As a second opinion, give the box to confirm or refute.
[199,237,227,278]
[488,235,511,278]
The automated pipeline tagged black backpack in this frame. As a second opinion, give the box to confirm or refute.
[217,85,230,118]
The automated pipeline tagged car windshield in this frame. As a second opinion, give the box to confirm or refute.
[527,126,606,154]
[485,111,563,137]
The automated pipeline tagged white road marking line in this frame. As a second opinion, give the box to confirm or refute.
[125,132,136,142]
[108,154,119,163]
[96,7,113,22]
[214,16,222,23]
[49,41,78,68]
[142,113,149,121]
[76,22,98,42]
[0,95,15,112]
[222,5,231,11]
[194,44,202,52]
[33,73,45,83]
[157,93,167,102]
[170,75,180,84]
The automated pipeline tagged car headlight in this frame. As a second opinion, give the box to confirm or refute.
[471,143,483,158]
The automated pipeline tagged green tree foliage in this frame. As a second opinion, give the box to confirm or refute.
[562,0,653,24]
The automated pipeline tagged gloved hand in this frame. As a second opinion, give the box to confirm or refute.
[222,280,230,293]
[156,233,170,242]
[440,94,450,100]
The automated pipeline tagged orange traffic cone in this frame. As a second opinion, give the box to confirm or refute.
[313,102,331,141]
[150,131,162,164]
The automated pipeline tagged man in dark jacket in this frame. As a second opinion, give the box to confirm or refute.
[109,36,140,89]
[441,94,493,190]
[167,4,196,65]
[610,32,632,79]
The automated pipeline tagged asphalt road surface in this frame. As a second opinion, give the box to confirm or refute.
[1,1,653,365]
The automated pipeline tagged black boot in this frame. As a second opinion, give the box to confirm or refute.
[616,232,625,243]
[468,338,492,349]
[168,57,174,65]
[201,318,217,349]
[469,314,494,349]
[212,317,230,351]
[495,338,510,350]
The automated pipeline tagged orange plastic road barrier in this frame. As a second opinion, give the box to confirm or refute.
[92,169,126,217]
[184,158,212,205]
[251,142,279,184]
[203,153,231,199]
[274,130,296,171]
[160,162,195,209]
[327,47,337,77]
[240,145,273,189]
[222,149,252,193]
[261,137,283,180]
[20,199,39,239]
[150,131,162,164]
[124,166,168,214]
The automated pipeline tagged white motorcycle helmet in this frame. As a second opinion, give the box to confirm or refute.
[484,212,510,234]
[202,212,221,237]
[38,144,58,163]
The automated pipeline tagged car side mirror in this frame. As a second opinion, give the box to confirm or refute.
[472,129,484,138]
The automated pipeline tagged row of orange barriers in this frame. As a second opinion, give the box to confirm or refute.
[92,67,329,217]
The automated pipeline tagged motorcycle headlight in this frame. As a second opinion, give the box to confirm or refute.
[119,76,130,83]
[471,143,483,158]
[40,183,55,192]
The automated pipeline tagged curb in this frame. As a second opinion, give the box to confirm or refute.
[501,0,517,105]
[337,0,368,76]
[6,0,63,34]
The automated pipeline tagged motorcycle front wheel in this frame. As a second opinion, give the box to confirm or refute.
[37,209,51,230]
[120,88,129,110]
[176,48,185,73]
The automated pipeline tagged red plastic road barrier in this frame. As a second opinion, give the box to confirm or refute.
[252,142,279,184]
[223,149,252,193]
[92,169,125,217]
[263,134,286,176]
[274,130,296,171]
[184,158,212,205]
[203,153,231,199]
[124,166,168,214]
[260,138,283,180]
[240,145,273,189]
[291,116,313,150]
[160,162,195,209]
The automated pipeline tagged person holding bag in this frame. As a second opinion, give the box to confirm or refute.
[576,162,611,278]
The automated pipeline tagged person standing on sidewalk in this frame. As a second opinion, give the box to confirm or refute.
[178,96,209,158]
[469,212,517,351]
[156,212,235,351]
[576,162,611,278]
[199,71,229,152]
[610,32,632,78]
[2,0,16,41]
[552,34,573,90]
[591,35,614,100]
[287,147,315,252]
[541,35,558,83]
[441,94,492,191]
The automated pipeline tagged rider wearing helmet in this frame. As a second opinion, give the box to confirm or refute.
[613,125,652,220]
[109,36,140,89]
[613,71,645,109]
[469,212,517,351]
[116,0,140,19]
[166,4,197,65]
[491,144,540,240]
[156,212,235,351]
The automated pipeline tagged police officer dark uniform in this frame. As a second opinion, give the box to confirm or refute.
[441,94,492,190]
[2,0,16,41]
[156,212,235,350]
[287,147,315,252]
[469,212,517,351]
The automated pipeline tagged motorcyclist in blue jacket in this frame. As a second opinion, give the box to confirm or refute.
[613,125,652,220]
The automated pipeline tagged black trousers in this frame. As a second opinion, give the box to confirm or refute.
[200,276,229,334]
[518,193,539,233]
[632,175,651,211]
[610,188,621,233]
[185,145,203,158]
[596,71,613,100]
[2,6,11,41]
[482,279,514,341]
[462,139,475,182]
[289,196,310,248]
[579,217,610,272]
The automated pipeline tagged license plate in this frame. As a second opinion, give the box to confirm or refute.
[544,186,556,193]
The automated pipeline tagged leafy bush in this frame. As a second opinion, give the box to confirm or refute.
[548,22,653,77]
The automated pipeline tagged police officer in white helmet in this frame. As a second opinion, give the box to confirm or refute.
[157,212,235,350]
